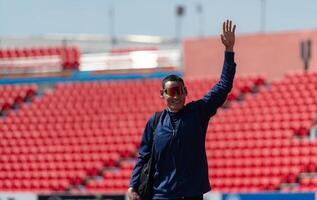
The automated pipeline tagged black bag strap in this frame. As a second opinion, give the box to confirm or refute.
[151,111,162,137]
[136,111,162,199]
[149,111,162,165]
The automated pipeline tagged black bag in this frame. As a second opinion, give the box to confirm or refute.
[137,111,162,200]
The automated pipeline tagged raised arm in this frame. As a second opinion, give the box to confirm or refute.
[198,20,237,119]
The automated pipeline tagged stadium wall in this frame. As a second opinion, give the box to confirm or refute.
[183,29,317,80]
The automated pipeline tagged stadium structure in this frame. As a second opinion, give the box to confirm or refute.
[0,29,317,200]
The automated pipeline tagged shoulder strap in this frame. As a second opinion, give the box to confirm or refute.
[152,111,162,136]
[147,111,162,173]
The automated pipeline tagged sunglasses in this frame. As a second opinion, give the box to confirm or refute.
[163,86,186,97]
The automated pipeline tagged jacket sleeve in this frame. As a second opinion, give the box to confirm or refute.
[198,52,236,119]
[129,115,155,189]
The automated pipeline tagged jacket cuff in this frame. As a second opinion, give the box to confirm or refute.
[129,183,138,189]
[225,51,235,65]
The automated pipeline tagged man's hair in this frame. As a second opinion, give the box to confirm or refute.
[162,74,185,89]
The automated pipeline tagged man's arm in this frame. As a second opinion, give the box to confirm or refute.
[127,116,155,199]
[199,20,236,118]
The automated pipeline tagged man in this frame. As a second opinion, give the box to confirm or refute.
[128,20,236,200]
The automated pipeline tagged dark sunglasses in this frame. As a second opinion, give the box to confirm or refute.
[163,86,186,96]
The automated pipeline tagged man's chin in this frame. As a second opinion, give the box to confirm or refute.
[169,105,183,112]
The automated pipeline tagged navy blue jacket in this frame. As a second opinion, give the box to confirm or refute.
[129,52,236,199]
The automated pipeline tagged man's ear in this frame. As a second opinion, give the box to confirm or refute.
[184,87,188,96]
[160,89,164,98]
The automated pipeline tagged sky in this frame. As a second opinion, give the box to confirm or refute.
[0,0,317,38]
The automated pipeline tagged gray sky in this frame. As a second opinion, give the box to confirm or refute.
[0,0,316,38]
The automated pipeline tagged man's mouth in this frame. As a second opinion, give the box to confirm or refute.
[171,100,181,104]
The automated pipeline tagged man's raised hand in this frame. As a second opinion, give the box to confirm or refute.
[221,20,236,52]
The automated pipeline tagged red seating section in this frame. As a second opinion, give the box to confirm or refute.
[0,80,164,192]
[0,46,80,70]
[297,176,317,192]
[0,76,263,193]
[185,75,265,103]
[207,72,317,192]
[83,72,317,193]
[2,72,316,193]
[0,84,37,115]
[71,75,266,193]
[85,160,135,194]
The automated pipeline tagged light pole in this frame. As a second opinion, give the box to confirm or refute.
[108,3,116,46]
[175,5,185,42]
[260,0,266,33]
[196,3,204,37]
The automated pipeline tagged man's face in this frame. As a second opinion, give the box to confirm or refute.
[161,81,186,112]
